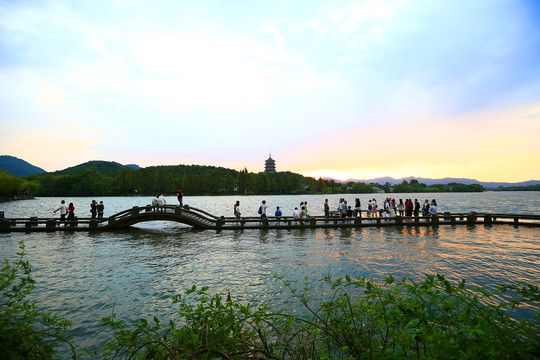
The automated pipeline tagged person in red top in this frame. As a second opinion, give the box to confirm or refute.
[67,202,75,221]
[177,188,184,206]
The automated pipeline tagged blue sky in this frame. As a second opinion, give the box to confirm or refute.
[1,0,539,181]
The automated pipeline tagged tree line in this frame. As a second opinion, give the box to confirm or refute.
[0,164,484,197]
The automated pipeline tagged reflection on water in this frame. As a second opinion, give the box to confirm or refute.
[0,193,539,355]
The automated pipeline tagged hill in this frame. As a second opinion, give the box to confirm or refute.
[0,155,45,177]
[49,160,134,176]
[323,176,540,189]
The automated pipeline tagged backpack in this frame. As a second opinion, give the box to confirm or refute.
[258,206,262,214]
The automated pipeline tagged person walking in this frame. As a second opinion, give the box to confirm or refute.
[354,198,361,217]
[259,200,268,221]
[53,200,68,225]
[234,201,241,223]
[66,202,75,222]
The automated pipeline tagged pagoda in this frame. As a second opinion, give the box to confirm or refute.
[264,153,276,172]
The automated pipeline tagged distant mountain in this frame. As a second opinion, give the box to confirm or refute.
[322,176,540,189]
[0,155,45,177]
[124,164,141,169]
[49,160,135,176]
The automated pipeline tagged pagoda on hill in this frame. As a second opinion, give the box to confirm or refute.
[264,153,276,172]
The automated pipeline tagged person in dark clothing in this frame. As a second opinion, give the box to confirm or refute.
[90,200,97,219]
[97,201,104,220]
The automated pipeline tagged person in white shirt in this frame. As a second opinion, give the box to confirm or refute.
[151,195,158,211]
[429,201,438,216]
[293,207,302,224]
[157,193,166,211]
[53,200,68,223]
[259,200,268,221]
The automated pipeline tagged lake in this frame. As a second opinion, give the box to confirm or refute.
[1,192,539,355]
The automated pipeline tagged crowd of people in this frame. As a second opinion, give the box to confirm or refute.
[53,199,105,224]
[233,197,439,222]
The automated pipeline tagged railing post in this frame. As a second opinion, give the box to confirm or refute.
[376,218,381,225]
[310,218,316,228]
[216,216,224,229]
[514,217,519,226]
[0,211,4,218]
[131,206,139,216]
[431,214,439,224]
[263,218,269,227]
[46,219,56,231]
[484,214,492,225]
[467,212,477,225]
[175,206,183,216]
[394,216,402,225]
[1,219,10,232]
[89,219,98,230]
[108,217,116,226]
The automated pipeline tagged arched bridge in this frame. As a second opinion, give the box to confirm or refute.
[100,205,219,230]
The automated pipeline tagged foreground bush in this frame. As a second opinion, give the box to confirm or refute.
[102,275,539,359]
[0,241,75,359]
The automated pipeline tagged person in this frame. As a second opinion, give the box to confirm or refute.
[354,198,361,217]
[324,199,330,218]
[151,194,158,212]
[259,200,268,221]
[66,202,75,222]
[97,201,104,220]
[388,200,396,217]
[422,199,430,217]
[346,206,353,219]
[275,206,282,224]
[429,201,438,216]
[397,199,405,216]
[234,201,241,222]
[372,199,378,217]
[406,199,413,217]
[293,207,302,224]
[341,200,348,219]
[53,200,68,224]
[367,200,372,217]
[300,205,307,220]
[414,199,420,217]
[304,202,309,218]
[177,187,184,206]
[157,193,166,211]
[90,200,97,219]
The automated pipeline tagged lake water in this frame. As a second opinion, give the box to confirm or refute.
[1,192,539,356]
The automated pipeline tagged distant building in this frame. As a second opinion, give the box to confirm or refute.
[264,154,276,172]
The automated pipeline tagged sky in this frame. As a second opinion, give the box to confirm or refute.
[1,0,539,182]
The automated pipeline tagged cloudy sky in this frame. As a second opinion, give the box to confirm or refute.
[1,0,539,182]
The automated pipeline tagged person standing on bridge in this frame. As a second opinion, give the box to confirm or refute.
[234,201,241,223]
[259,200,268,222]
[177,188,184,206]
[151,194,158,211]
[53,200,68,224]
[324,199,330,219]
[66,202,75,222]
[97,201,104,220]
[90,200,97,219]
[157,193,166,211]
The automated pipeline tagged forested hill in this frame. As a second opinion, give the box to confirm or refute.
[48,160,133,175]
[0,155,45,177]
